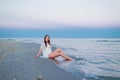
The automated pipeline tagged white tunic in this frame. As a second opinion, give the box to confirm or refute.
[40,43,52,58]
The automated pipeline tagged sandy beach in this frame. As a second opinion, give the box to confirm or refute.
[0,41,81,80]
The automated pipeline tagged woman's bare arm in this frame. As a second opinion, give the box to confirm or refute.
[35,48,42,58]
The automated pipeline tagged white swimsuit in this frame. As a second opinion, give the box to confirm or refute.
[40,43,52,58]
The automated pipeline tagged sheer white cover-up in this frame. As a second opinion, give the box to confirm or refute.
[40,43,52,58]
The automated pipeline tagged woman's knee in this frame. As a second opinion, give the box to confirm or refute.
[53,48,62,53]
[57,48,62,52]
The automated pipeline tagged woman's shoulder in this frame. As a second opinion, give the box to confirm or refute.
[40,42,45,48]
[41,42,46,46]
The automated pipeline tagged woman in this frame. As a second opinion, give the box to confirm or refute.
[35,35,72,61]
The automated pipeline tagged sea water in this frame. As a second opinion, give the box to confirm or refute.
[52,38,120,80]
[1,38,120,80]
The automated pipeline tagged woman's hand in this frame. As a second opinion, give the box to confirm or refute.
[35,48,42,59]
[34,55,39,58]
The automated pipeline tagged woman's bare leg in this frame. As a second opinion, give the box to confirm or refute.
[48,48,72,61]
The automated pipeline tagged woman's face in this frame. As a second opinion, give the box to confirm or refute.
[45,36,50,42]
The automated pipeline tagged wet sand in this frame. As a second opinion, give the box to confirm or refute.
[0,41,81,80]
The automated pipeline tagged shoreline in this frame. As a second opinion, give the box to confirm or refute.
[0,41,81,80]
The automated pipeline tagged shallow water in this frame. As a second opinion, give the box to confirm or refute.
[52,38,120,80]
[1,38,120,80]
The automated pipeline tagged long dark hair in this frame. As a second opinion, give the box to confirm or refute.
[44,35,51,47]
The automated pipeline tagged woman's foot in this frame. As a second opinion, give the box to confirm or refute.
[65,57,73,61]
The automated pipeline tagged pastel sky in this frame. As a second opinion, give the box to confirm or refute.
[0,0,120,29]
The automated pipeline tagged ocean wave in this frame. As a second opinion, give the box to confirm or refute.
[98,67,120,72]
[96,40,120,42]
[70,56,85,61]
[62,48,78,52]
[87,61,106,64]
[84,74,102,80]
